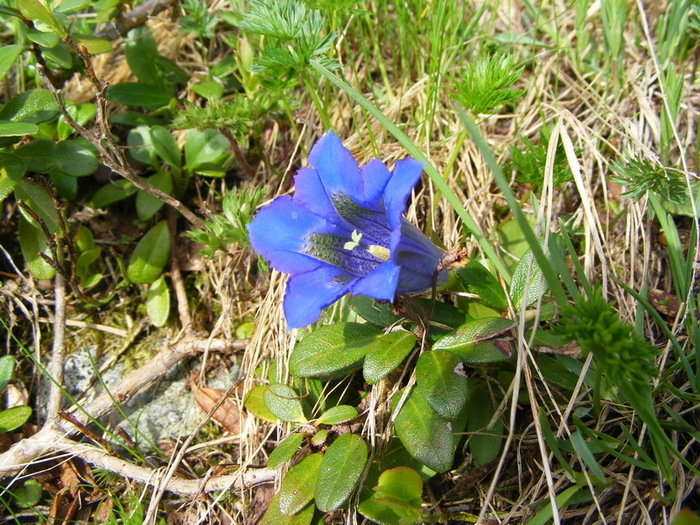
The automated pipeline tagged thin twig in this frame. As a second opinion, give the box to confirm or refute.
[95,0,179,40]
[168,208,193,330]
[45,273,67,428]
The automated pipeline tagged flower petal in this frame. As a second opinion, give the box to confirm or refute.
[349,262,400,301]
[308,132,363,200]
[284,266,352,328]
[383,158,425,230]
[360,159,392,210]
[293,167,337,220]
[247,196,325,274]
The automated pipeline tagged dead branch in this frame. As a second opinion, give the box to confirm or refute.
[1,429,276,496]
[45,273,67,428]
[96,0,179,41]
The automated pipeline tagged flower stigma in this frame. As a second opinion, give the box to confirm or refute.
[344,229,363,251]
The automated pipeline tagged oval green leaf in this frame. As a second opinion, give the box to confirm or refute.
[243,385,277,423]
[263,384,307,423]
[0,89,59,124]
[0,406,32,432]
[289,322,383,378]
[456,259,508,311]
[126,220,170,284]
[316,405,358,425]
[393,389,455,473]
[278,453,323,516]
[415,350,468,420]
[136,171,171,221]
[18,216,55,280]
[105,82,173,108]
[363,331,416,384]
[0,152,26,203]
[315,434,368,512]
[268,433,305,470]
[0,44,22,82]
[432,317,514,364]
[0,355,16,393]
[146,275,170,327]
[261,492,314,525]
[15,179,60,234]
[150,125,181,168]
[0,122,39,137]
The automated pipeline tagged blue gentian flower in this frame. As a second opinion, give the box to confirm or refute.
[248,131,446,328]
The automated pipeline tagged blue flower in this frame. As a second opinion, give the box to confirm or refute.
[248,131,446,328]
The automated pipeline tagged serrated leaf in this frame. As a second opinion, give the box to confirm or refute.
[278,453,323,515]
[315,434,368,512]
[15,179,61,235]
[432,317,514,364]
[393,389,455,473]
[0,122,39,137]
[146,275,170,327]
[149,125,180,168]
[456,260,508,311]
[0,356,16,393]
[268,433,305,470]
[415,350,468,420]
[264,384,307,423]
[244,385,277,423]
[126,220,170,284]
[136,171,171,221]
[105,82,173,108]
[0,406,32,432]
[0,44,22,82]
[0,89,59,124]
[363,331,416,384]
[316,405,358,425]
[509,245,548,308]
[289,322,383,378]
[18,216,55,280]
[260,492,314,525]
[0,152,26,203]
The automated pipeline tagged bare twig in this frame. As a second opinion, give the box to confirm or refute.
[1,430,276,496]
[168,208,193,330]
[95,0,179,40]
[45,273,67,428]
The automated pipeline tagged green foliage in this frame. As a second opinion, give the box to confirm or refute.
[0,356,32,433]
[179,0,218,39]
[187,186,265,257]
[452,53,525,115]
[555,287,658,387]
[510,126,573,188]
[610,156,688,204]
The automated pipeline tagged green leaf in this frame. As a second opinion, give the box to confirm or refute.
[0,89,59,124]
[184,129,229,172]
[136,171,172,221]
[509,244,548,308]
[432,317,514,364]
[16,140,99,177]
[150,126,181,168]
[415,350,468,420]
[57,102,96,141]
[125,26,166,87]
[0,152,26,203]
[315,405,358,425]
[456,260,508,311]
[268,433,305,470]
[90,179,137,208]
[17,0,66,37]
[358,467,423,524]
[15,179,60,235]
[71,33,113,54]
[105,83,173,108]
[363,331,417,384]
[18,216,55,280]
[0,44,22,82]
[0,122,40,137]
[12,479,43,509]
[126,220,170,284]
[466,385,503,466]
[0,356,16,393]
[0,406,32,432]
[289,322,383,378]
[263,384,307,423]
[393,389,455,472]
[244,385,277,423]
[146,275,170,327]
[127,125,157,166]
[315,434,368,512]
[349,295,401,327]
[278,453,323,515]
[260,493,314,525]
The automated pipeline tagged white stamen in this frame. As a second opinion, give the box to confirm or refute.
[368,244,390,261]
[344,229,363,251]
